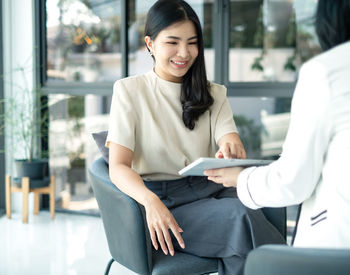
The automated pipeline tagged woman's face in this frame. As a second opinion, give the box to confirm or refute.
[145,20,199,83]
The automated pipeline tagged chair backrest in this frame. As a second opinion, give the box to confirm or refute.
[245,244,350,275]
[261,207,286,239]
[89,157,152,275]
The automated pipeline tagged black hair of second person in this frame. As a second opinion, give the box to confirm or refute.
[144,0,213,130]
[315,0,350,51]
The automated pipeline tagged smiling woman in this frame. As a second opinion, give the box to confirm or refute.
[105,1,285,275]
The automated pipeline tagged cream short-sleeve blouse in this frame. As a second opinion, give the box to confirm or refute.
[106,70,237,180]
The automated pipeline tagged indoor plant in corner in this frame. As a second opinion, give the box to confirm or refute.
[0,65,49,185]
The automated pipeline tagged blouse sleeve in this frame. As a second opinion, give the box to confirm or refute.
[212,84,238,143]
[237,60,331,209]
[106,80,136,151]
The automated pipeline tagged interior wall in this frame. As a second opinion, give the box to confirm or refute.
[0,0,5,211]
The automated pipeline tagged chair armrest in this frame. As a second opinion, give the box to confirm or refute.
[245,244,350,275]
[89,157,152,275]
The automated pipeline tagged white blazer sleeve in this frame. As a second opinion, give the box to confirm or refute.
[237,60,332,209]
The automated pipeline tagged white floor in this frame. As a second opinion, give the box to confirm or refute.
[1,210,291,275]
[0,211,137,275]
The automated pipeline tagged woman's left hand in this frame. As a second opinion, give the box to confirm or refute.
[204,166,244,188]
[216,133,246,159]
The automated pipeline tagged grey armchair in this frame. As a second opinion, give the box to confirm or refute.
[244,244,350,275]
[89,157,287,275]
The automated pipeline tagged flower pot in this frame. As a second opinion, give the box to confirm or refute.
[15,159,48,179]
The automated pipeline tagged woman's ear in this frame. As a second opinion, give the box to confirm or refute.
[144,36,153,54]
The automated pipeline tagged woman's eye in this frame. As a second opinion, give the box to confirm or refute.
[167,42,177,45]
[189,42,198,45]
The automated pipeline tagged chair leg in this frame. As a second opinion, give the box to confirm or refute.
[50,175,55,219]
[34,192,40,215]
[6,175,11,219]
[104,258,115,275]
[22,177,30,223]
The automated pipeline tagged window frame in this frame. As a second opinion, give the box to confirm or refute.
[36,0,128,96]
[215,0,295,98]
[33,0,297,211]
[37,0,295,98]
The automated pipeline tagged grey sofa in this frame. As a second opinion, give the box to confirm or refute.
[89,157,286,275]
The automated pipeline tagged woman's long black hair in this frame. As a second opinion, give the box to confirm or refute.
[315,0,350,51]
[145,0,213,130]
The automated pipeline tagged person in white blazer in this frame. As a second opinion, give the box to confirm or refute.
[204,0,350,248]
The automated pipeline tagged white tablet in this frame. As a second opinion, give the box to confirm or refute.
[178,157,273,176]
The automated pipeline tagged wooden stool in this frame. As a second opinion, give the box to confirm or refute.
[5,174,55,223]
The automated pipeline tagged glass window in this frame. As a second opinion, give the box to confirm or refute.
[49,94,110,214]
[128,0,215,81]
[228,0,320,240]
[229,0,320,82]
[229,96,291,159]
[46,0,122,83]
[128,0,156,76]
[188,0,215,81]
[294,0,322,63]
[227,0,319,157]
[42,0,320,217]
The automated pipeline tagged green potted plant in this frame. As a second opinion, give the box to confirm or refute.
[0,65,49,182]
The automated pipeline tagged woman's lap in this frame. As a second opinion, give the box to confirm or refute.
[144,176,285,258]
[170,197,255,257]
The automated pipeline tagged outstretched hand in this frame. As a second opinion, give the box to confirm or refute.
[204,166,244,188]
[216,133,246,159]
[144,195,185,256]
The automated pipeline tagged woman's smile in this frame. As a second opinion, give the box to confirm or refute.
[171,60,189,69]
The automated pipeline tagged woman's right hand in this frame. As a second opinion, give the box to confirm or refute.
[144,194,185,256]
